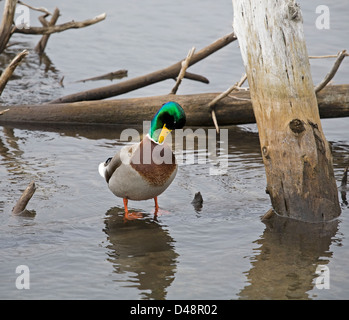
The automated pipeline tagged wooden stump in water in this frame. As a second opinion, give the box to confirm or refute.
[232,0,341,221]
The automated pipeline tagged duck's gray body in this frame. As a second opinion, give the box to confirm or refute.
[99,135,177,201]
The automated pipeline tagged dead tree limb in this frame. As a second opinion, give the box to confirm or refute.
[171,47,196,94]
[49,32,237,103]
[13,13,107,35]
[309,53,349,59]
[17,1,52,16]
[0,50,29,96]
[76,70,128,83]
[12,181,36,215]
[0,0,17,54]
[315,50,347,93]
[35,8,60,54]
[182,72,209,84]
[208,73,247,133]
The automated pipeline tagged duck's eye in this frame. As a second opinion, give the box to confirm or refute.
[105,157,112,165]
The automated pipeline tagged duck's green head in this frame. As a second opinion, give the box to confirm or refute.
[149,101,186,144]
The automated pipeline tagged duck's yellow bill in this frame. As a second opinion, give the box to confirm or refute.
[158,124,172,144]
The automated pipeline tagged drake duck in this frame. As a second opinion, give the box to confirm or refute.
[99,101,186,220]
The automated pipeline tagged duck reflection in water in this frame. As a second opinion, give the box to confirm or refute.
[103,206,178,300]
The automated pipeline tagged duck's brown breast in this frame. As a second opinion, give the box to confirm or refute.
[130,137,177,186]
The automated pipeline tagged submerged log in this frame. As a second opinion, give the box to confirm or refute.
[0,85,348,126]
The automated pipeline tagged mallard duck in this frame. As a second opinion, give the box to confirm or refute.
[99,101,186,220]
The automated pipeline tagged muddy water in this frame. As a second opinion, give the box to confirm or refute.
[0,0,349,299]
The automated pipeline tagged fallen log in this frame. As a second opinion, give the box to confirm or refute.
[0,85,348,127]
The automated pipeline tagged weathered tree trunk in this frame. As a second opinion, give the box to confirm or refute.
[232,0,341,221]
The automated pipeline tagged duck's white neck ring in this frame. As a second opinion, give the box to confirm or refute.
[146,133,163,145]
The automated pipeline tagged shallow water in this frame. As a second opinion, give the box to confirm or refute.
[0,1,349,300]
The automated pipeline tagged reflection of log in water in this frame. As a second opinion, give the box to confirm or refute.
[239,215,340,300]
[103,207,178,300]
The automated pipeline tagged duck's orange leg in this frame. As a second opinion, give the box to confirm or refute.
[154,197,159,210]
[123,198,143,220]
[154,197,159,217]
[123,198,129,214]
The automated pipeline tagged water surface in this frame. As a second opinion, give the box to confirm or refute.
[0,0,348,300]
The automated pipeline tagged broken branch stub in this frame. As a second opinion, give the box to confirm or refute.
[12,181,36,215]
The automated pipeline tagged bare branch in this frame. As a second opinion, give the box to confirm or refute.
[208,73,247,109]
[14,13,107,35]
[208,73,247,133]
[182,72,209,84]
[35,8,60,54]
[76,70,128,83]
[171,47,196,94]
[17,1,53,16]
[309,53,349,59]
[211,109,220,134]
[0,0,17,54]
[315,50,347,93]
[0,49,29,95]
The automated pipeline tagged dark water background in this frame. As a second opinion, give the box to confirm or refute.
[0,0,348,299]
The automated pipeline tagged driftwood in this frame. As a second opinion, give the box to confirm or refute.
[35,8,60,54]
[171,47,196,94]
[13,13,107,35]
[0,49,28,95]
[0,0,106,54]
[208,73,248,133]
[0,85,348,127]
[0,0,17,54]
[76,69,128,83]
[17,1,53,16]
[12,181,36,215]
[49,32,237,104]
[314,50,348,93]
